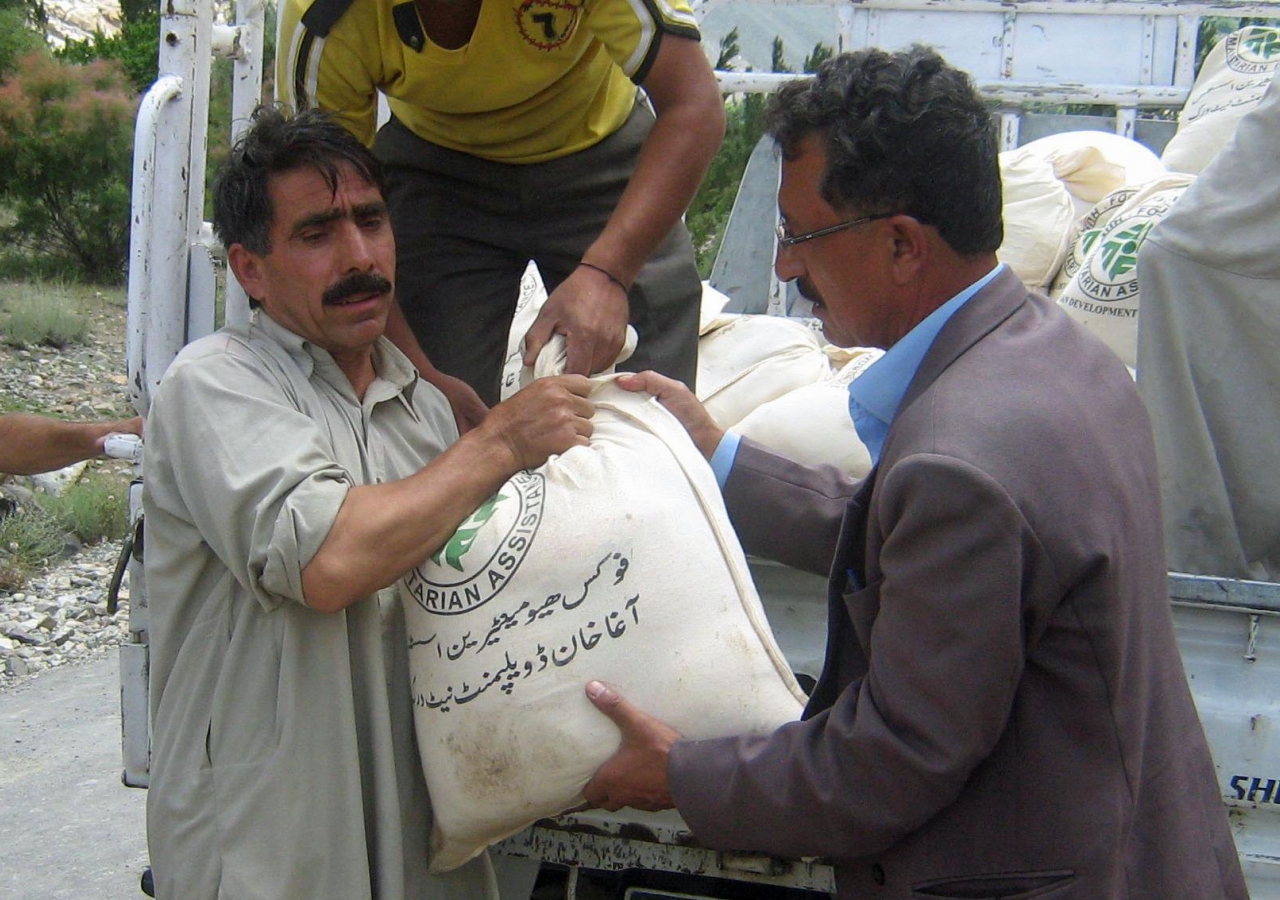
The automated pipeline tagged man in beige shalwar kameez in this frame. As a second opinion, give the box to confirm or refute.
[143,106,595,900]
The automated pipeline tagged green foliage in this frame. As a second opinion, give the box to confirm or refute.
[687,36,834,276]
[38,469,131,544]
[55,10,159,95]
[715,27,740,70]
[0,51,137,284]
[0,6,43,77]
[0,504,66,589]
[771,36,791,74]
[687,94,769,276]
[803,43,834,73]
[119,0,155,24]
[0,282,93,348]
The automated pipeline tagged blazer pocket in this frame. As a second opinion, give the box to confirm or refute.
[912,869,1076,899]
[842,577,882,650]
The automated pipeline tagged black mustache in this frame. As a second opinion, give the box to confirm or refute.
[322,272,392,305]
[797,277,823,305]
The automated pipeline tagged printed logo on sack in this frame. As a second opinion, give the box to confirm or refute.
[1052,187,1140,293]
[515,0,581,50]
[1227,26,1280,74]
[404,471,545,615]
[1072,198,1170,305]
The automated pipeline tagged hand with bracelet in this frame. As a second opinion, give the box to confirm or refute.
[521,259,632,376]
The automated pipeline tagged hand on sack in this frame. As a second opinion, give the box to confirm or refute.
[582,680,680,812]
[522,264,630,377]
[616,371,724,460]
[480,374,594,471]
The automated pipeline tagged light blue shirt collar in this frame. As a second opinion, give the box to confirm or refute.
[849,264,1004,465]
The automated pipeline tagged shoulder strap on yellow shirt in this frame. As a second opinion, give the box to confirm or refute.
[300,0,354,35]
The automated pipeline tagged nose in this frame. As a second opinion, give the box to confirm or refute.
[340,221,377,272]
[774,240,803,283]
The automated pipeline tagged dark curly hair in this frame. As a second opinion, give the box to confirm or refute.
[212,104,384,255]
[766,45,1002,256]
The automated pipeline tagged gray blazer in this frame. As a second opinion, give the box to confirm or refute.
[668,268,1247,899]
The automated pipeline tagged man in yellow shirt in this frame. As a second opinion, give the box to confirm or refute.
[278,0,725,416]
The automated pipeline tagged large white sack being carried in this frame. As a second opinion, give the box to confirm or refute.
[1162,27,1280,175]
[401,344,807,873]
[699,281,733,334]
[1018,131,1167,219]
[1052,175,1193,369]
[499,262,549,401]
[734,346,882,477]
[697,314,833,429]
[997,147,1077,290]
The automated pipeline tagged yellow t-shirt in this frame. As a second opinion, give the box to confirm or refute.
[277,0,701,163]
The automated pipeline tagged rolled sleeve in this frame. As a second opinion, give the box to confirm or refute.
[149,342,357,611]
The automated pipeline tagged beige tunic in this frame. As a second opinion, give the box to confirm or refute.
[143,312,497,900]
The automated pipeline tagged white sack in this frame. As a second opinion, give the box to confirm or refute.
[1051,175,1193,369]
[1048,186,1142,299]
[997,147,1077,289]
[734,347,882,477]
[1161,27,1280,175]
[696,314,833,429]
[699,281,733,333]
[1018,130,1167,219]
[499,262,549,401]
[402,344,807,873]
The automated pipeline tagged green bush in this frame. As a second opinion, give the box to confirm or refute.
[0,504,66,590]
[687,34,834,277]
[0,283,93,348]
[687,94,769,276]
[39,469,131,544]
[55,10,159,95]
[0,51,137,284]
[0,5,42,77]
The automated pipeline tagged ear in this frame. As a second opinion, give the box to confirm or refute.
[227,243,267,302]
[886,215,930,285]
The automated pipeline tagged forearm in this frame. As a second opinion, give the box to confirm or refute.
[584,45,725,283]
[299,369,597,610]
[0,415,111,475]
[301,428,520,612]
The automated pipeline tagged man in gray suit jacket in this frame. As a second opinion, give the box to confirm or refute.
[581,47,1247,898]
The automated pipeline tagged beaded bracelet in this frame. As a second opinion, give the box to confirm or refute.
[578,260,629,293]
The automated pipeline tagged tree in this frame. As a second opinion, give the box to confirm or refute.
[55,11,159,95]
[0,0,43,77]
[803,43,834,73]
[771,36,791,73]
[0,51,137,282]
[715,27,740,70]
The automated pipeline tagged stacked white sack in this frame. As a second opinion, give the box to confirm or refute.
[1162,26,1280,175]
[1017,130,1167,221]
[996,147,1077,291]
[1051,175,1194,370]
[734,344,881,478]
[696,312,832,430]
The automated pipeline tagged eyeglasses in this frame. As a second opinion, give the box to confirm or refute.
[774,212,896,248]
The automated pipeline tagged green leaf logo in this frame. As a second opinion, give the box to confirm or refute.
[432,492,506,572]
[1243,28,1280,61]
[1100,221,1152,281]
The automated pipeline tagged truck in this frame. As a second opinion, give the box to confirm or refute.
[119,0,1280,896]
